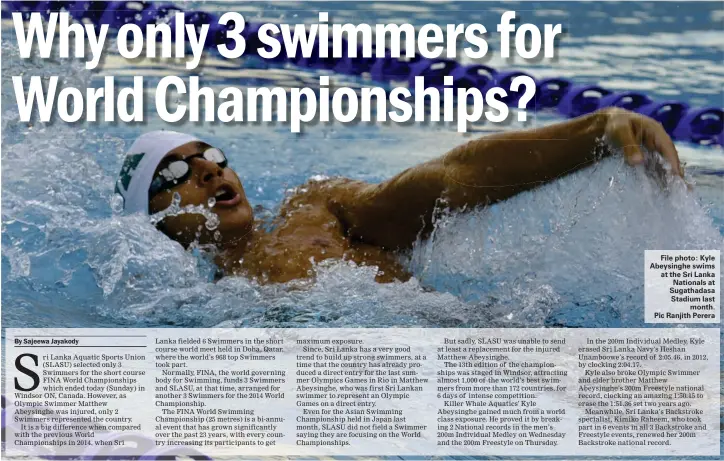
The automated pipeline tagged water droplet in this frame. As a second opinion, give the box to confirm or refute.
[207,197,216,208]
[110,194,124,214]
[214,231,222,241]
[205,214,220,231]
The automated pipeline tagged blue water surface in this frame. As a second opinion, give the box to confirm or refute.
[1,1,723,456]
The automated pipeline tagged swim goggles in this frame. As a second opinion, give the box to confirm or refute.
[149,147,228,198]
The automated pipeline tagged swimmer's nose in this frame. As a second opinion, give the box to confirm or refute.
[195,158,224,184]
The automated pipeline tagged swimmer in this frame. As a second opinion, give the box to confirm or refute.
[115,108,684,283]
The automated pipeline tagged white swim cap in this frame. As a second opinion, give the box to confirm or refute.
[115,130,200,214]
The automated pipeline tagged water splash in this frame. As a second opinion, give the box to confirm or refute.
[148,192,221,231]
[110,194,124,214]
[410,156,723,327]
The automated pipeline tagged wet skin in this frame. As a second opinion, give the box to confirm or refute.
[148,108,685,284]
[148,142,254,249]
[148,142,410,282]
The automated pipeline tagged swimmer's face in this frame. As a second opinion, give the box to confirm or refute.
[148,141,253,248]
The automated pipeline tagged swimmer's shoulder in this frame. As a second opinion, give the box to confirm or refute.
[282,175,369,210]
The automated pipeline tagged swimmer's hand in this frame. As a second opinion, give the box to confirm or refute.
[602,107,685,178]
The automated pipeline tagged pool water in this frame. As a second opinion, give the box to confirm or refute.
[1,2,722,329]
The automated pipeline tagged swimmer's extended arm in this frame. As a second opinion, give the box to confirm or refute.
[328,107,683,250]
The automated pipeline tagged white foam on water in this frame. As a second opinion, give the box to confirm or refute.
[410,155,723,326]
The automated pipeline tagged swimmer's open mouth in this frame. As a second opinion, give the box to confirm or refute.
[212,184,241,207]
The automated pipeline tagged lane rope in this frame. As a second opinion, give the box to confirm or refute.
[6,0,723,146]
